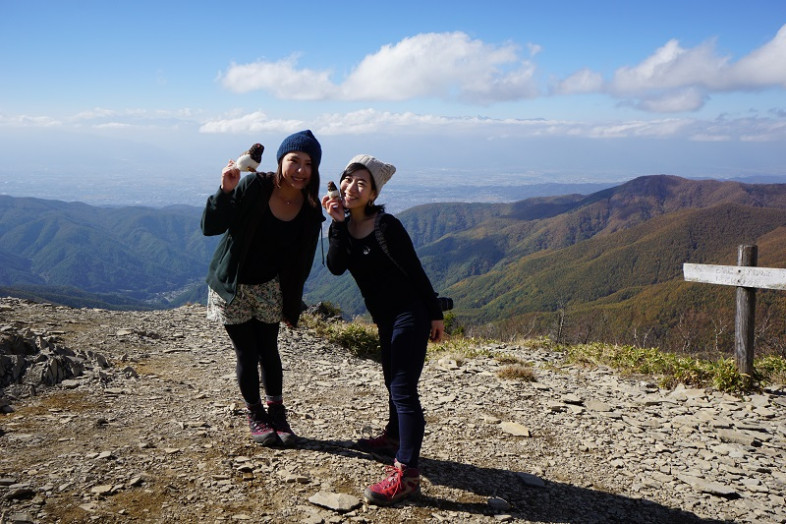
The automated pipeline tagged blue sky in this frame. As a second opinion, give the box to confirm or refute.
[1,1,785,206]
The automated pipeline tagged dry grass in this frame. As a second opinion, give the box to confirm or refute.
[497,364,536,381]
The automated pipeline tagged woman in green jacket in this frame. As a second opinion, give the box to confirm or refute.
[201,130,324,446]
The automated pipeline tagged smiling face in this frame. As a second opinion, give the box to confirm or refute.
[340,168,377,211]
[280,151,312,190]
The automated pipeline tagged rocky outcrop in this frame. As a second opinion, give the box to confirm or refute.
[0,297,784,523]
[0,305,123,406]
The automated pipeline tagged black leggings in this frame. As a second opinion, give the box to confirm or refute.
[224,319,282,405]
[377,300,430,468]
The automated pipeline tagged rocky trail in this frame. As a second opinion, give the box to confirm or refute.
[1,297,785,523]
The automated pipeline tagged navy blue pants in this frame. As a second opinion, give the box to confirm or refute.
[224,319,282,405]
[377,301,430,468]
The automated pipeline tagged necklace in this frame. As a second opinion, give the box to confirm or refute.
[276,189,299,206]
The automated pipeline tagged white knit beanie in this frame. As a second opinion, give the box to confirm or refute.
[345,154,395,193]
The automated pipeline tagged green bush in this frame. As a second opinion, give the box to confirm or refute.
[443,312,464,336]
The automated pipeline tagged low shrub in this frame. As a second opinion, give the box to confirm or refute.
[497,364,536,381]
[554,341,784,394]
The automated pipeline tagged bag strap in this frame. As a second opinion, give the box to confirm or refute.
[374,212,409,278]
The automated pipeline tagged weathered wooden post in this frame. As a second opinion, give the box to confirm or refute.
[734,245,756,377]
[683,245,786,378]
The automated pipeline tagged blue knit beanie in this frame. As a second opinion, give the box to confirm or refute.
[276,130,322,170]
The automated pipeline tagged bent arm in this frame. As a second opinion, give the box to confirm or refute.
[201,187,237,236]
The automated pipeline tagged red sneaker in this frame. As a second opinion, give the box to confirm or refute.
[363,460,420,506]
[355,430,399,457]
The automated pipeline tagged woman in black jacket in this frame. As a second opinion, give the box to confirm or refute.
[202,130,324,447]
[322,154,444,505]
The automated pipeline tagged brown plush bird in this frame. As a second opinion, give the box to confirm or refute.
[326,180,340,199]
[236,143,264,172]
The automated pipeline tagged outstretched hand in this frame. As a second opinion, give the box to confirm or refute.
[221,160,241,193]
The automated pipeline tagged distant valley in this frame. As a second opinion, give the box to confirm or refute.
[4,175,786,355]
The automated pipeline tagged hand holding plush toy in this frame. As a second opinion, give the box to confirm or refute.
[236,143,264,172]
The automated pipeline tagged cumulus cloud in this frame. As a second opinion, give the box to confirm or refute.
[219,55,336,100]
[613,25,786,94]
[219,32,539,104]
[729,24,786,87]
[219,26,786,112]
[339,32,538,103]
[555,23,786,113]
[611,39,730,93]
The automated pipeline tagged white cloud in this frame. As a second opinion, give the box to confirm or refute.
[199,111,306,134]
[633,88,708,113]
[611,39,729,93]
[737,118,786,142]
[0,114,62,127]
[0,108,211,134]
[689,133,731,142]
[219,55,336,100]
[728,24,786,87]
[5,105,784,144]
[527,43,542,57]
[198,107,786,143]
[586,118,693,138]
[219,32,539,104]
[613,26,786,93]
[73,108,120,120]
[340,32,538,103]
[553,68,604,94]
[217,26,786,112]
[556,23,786,113]
[94,122,133,129]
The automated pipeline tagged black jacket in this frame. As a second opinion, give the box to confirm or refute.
[326,212,443,322]
[201,172,324,326]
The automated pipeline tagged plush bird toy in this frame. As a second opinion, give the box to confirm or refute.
[326,180,340,200]
[236,143,264,172]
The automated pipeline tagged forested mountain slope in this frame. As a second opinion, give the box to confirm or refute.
[307,175,786,352]
[4,175,786,353]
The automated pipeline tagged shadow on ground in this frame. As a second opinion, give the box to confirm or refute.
[299,437,735,524]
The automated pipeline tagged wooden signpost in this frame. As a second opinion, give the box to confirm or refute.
[683,245,786,377]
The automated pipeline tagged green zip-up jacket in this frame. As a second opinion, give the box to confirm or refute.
[201,172,324,327]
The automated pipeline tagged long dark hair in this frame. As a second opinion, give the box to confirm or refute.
[340,162,385,215]
[275,161,321,208]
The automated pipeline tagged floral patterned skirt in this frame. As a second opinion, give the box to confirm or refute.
[206,277,282,325]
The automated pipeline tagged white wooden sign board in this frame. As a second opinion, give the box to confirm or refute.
[683,263,786,291]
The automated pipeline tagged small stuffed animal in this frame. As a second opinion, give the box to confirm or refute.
[326,180,340,199]
[236,143,264,172]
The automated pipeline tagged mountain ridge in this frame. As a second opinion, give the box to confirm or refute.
[4,176,786,353]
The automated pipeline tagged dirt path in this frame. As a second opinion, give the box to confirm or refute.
[2,299,784,523]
